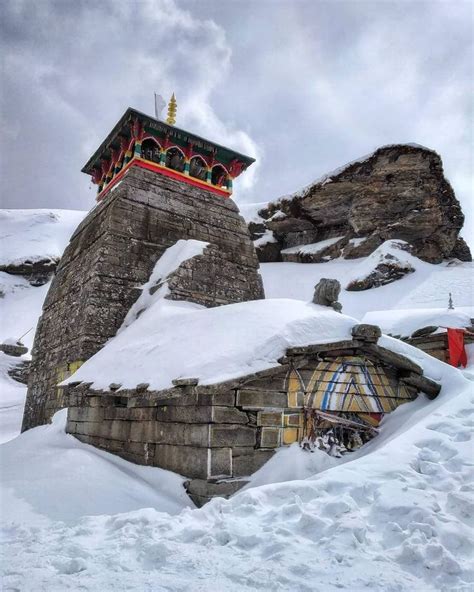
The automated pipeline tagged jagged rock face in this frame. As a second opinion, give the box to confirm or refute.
[253,145,470,264]
[22,167,264,431]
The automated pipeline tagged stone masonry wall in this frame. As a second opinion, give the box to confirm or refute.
[23,166,264,431]
[64,334,439,505]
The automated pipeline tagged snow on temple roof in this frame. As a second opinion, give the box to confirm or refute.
[64,297,357,391]
[62,239,356,391]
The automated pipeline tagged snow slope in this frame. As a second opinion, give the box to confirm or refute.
[2,345,473,591]
[0,209,86,267]
[362,308,472,337]
[260,258,474,321]
[0,409,192,526]
[0,209,86,443]
[0,209,87,349]
[1,208,474,591]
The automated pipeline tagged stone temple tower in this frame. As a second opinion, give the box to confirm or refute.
[22,103,264,431]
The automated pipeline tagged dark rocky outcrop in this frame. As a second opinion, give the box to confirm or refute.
[0,257,59,286]
[250,145,470,264]
[346,249,416,291]
[448,237,472,262]
[8,359,31,384]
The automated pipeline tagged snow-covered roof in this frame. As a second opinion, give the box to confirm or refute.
[363,308,472,337]
[64,297,356,392]
[64,240,357,391]
[0,209,86,267]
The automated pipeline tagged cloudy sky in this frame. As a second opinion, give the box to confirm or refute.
[1,0,472,240]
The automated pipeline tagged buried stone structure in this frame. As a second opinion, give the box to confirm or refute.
[62,321,440,506]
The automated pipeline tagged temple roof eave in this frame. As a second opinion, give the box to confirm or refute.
[82,107,255,175]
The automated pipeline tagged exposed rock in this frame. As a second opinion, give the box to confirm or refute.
[0,342,28,357]
[282,236,347,263]
[347,259,415,291]
[8,360,31,384]
[0,257,58,286]
[448,237,472,262]
[312,278,342,312]
[351,324,382,343]
[346,241,415,291]
[411,326,439,338]
[249,145,470,264]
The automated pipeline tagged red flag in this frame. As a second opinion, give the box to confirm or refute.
[447,328,467,368]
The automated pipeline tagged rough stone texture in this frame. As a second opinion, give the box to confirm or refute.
[351,324,382,343]
[282,237,347,263]
[346,259,415,291]
[251,145,470,264]
[7,359,31,384]
[0,257,59,286]
[448,237,472,262]
[0,343,28,357]
[63,335,439,505]
[312,278,342,311]
[22,166,264,431]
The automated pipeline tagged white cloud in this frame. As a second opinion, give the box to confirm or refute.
[0,0,260,208]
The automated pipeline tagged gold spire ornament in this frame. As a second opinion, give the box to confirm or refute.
[166,93,177,125]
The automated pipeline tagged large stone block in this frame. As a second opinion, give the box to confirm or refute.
[231,447,275,477]
[153,445,232,479]
[209,424,256,447]
[236,389,289,409]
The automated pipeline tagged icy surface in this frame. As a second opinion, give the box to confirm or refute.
[0,209,86,267]
[363,308,473,337]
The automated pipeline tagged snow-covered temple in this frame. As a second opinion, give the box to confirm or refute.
[22,99,444,506]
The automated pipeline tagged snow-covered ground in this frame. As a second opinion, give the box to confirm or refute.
[1,208,474,591]
[2,344,473,591]
[0,209,86,268]
[0,209,86,349]
[260,258,473,320]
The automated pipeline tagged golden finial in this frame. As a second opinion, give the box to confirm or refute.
[166,93,177,125]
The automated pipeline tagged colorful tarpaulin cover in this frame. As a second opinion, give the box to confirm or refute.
[288,357,414,417]
[447,328,467,368]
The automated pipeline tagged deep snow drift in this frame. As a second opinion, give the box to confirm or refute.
[1,208,474,591]
[2,342,473,591]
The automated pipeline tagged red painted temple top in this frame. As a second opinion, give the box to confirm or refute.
[82,107,255,200]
